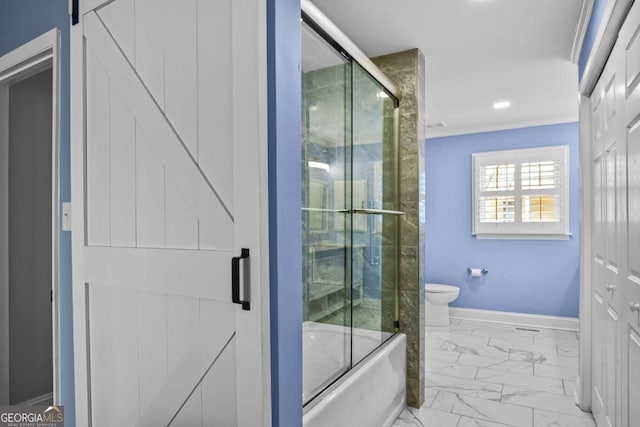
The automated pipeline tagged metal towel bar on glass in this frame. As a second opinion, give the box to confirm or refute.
[301,207,405,216]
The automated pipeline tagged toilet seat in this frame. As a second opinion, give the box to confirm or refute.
[425,283,458,293]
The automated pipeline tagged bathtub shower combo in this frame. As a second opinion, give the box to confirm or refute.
[301,2,406,425]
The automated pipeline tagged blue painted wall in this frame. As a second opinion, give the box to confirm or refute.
[0,0,74,424]
[425,123,580,318]
[579,0,609,79]
[267,0,303,425]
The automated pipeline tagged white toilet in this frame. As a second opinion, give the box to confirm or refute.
[425,283,460,326]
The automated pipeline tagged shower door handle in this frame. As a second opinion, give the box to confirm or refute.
[352,208,406,216]
[232,248,251,311]
[301,208,350,213]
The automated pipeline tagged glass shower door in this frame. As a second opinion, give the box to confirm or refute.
[301,18,401,406]
[301,20,352,404]
[350,63,400,366]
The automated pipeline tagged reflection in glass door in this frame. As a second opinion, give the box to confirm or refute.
[301,18,401,405]
[301,20,352,404]
[350,62,400,367]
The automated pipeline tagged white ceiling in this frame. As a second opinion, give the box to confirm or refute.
[311,0,584,138]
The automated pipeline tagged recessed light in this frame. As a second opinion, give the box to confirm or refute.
[309,105,319,111]
[376,91,389,99]
[493,101,511,109]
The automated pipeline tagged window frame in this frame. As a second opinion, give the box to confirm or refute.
[472,145,571,240]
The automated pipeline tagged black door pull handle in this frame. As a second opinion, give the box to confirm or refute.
[232,248,250,310]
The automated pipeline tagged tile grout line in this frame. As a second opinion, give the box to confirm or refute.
[531,406,535,427]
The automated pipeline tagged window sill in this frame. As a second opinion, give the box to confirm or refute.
[473,233,572,241]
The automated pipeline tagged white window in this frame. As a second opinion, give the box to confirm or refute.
[472,145,570,239]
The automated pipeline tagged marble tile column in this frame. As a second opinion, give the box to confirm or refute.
[372,49,426,408]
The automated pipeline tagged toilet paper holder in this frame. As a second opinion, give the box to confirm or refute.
[467,268,488,275]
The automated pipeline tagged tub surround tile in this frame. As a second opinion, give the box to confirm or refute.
[406,378,421,409]
[302,65,345,90]
[399,247,419,291]
[533,409,596,427]
[381,285,397,335]
[373,48,426,408]
[399,202,419,246]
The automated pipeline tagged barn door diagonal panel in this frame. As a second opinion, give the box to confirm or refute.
[84,11,232,251]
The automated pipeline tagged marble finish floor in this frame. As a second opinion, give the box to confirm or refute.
[392,318,596,427]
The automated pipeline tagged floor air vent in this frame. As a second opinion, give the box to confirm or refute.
[514,326,541,332]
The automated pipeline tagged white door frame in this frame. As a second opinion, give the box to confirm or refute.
[0,28,60,405]
[577,0,634,412]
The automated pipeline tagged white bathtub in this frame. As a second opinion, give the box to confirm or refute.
[303,322,406,427]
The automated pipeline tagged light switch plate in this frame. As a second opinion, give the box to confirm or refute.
[62,202,72,231]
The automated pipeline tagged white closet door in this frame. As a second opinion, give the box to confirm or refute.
[590,38,623,427]
[618,3,640,427]
[590,2,640,426]
[70,1,269,426]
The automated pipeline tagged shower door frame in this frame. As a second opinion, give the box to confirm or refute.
[300,0,400,101]
[301,0,403,407]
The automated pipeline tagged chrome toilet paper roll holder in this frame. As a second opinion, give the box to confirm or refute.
[467,268,489,274]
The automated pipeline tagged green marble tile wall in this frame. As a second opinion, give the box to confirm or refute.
[372,49,426,408]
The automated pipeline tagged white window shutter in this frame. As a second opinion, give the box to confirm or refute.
[472,146,570,239]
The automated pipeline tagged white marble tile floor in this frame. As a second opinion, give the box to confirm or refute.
[392,318,596,427]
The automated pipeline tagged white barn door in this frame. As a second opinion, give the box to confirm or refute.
[70,1,269,426]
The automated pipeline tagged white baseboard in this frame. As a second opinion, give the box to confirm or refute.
[449,307,579,331]
[16,392,53,406]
